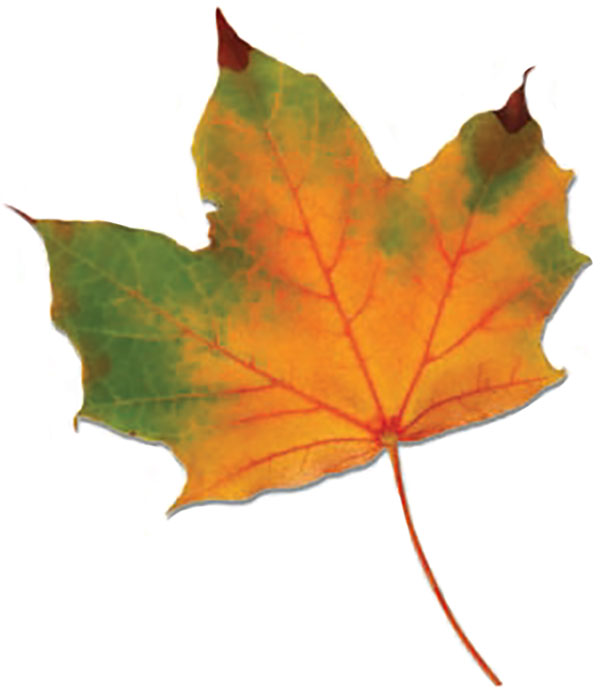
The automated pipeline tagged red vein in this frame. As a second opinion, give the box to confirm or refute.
[220,384,275,396]
[327,154,359,273]
[409,272,438,304]
[263,131,386,425]
[463,187,557,256]
[278,273,331,301]
[396,175,548,427]
[319,447,380,475]
[387,443,502,686]
[424,197,452,266]
[44,233,378,435]
[397,376,547,438]
[282,226,309,238]
[396,218,473,426]
[429,282,531,363]
[349,263,380,324]
[207,336,378,433]
[328,221,349,273]
[205,436,378,493]
[396,161,509,428]
[231,405,321,425]
[435,232,452,266]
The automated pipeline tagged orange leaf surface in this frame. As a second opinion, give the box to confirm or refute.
[12,9,589,686]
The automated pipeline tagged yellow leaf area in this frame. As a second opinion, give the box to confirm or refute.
[162,44,588,509]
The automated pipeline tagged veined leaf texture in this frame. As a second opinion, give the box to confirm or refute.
[3,5,594,690]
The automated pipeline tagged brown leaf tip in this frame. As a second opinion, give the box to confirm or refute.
[5,204,36,225]
[216,8,252,71]
[494,67,535,133]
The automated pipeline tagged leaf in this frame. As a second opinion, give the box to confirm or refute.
[12,9,589,686]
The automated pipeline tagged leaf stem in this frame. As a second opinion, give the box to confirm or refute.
[386,443,502,686]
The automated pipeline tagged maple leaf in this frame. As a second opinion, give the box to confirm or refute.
[11,9,589,686]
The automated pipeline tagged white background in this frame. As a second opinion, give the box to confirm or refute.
[1,1,598,690]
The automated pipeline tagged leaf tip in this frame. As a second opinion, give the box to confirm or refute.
[216,8,252,71]
[494,67,535,133]
[5,204,36,225]
[166,495,188,519]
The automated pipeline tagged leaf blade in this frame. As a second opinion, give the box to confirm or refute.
[22,13,589,508]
